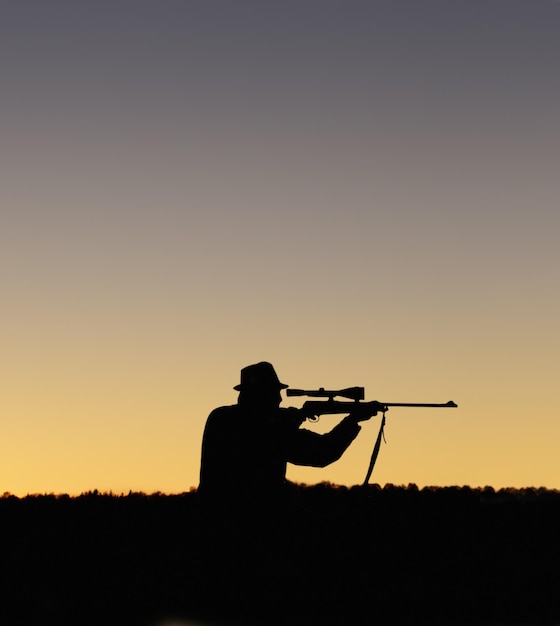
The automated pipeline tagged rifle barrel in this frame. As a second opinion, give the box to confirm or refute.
[383,401,457,408]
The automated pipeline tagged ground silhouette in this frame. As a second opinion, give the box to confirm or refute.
[1,483,559,625]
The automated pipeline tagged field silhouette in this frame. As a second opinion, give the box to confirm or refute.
[1,483,559,626]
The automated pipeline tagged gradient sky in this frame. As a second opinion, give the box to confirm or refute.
[2,0,559,496]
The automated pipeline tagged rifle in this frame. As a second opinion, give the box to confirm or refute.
[286,387,457,485]
[287,386,457,418]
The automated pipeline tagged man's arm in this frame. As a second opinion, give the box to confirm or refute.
[286,415,361,467]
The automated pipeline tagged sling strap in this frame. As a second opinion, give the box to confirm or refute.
[362,411,387,486]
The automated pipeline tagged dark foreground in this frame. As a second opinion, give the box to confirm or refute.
[1,483,559,626]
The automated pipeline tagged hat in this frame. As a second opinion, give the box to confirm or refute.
[233,362,289,391]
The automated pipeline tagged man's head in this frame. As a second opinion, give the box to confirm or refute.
[234,362,288,410]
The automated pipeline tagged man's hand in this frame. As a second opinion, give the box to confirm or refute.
[349,401,387,422]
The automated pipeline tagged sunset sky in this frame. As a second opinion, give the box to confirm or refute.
[2,0,559,496]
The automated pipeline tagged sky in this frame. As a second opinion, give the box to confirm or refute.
[1,0,559,496]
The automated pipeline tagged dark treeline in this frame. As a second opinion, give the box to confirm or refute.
[1,483,559,626]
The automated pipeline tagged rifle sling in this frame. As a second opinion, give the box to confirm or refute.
[363,411,387,486]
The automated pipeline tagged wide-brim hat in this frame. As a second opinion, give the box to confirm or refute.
[233,361,289,391]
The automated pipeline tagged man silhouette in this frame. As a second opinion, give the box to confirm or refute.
[198,361,377,500]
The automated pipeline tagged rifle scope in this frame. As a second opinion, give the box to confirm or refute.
[286,387,365,401]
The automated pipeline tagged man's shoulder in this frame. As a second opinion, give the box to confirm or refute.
[207,405,240,421]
